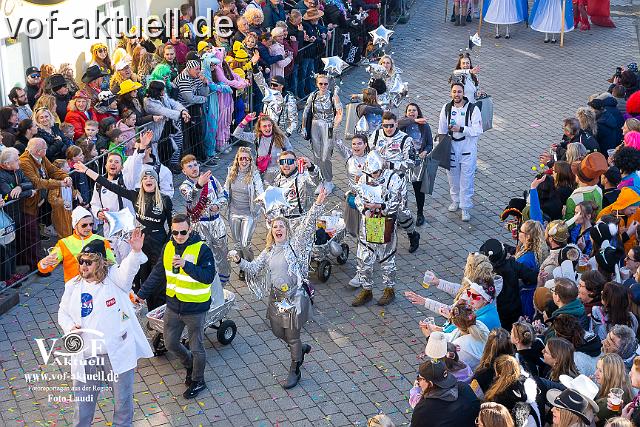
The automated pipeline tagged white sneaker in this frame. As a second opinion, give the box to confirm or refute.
[348,276,362,288]
[448,202,459,212]
[461,210,471,222]
[314,183,324,195]
[324,181,335,193]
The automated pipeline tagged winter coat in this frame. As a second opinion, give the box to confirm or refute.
[36,125,73,161]
[0,167,35,223]
[262,2,286,28]
[595,97,625,152]
[516,338,549,378]
[18,150,69,216]
[492,256,539,329]
[410,382,480,427]
[143,95,186,143]
[268,42,292,78]
[64,109,96,141]
[490,376,541,427]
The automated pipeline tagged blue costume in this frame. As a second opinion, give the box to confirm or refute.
[529,0,574,35]
[201,53,232,158]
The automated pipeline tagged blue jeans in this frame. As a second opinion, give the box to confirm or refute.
[300,58,316,96]
[73,355,134,427]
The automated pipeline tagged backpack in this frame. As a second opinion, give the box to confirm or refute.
[445,100,476,128]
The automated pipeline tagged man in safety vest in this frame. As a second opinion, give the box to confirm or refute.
[135,213,217,399]
[38,206,116,282]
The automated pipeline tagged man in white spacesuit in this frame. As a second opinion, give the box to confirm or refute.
[351,151,403,307]
[368,111,420,253]
[438,82,483,222]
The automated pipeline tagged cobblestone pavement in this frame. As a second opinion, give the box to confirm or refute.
[1,1,639,426]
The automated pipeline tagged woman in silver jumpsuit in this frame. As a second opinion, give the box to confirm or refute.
[230,188,327,389]
[224,147,264,281]
[301,74,343,194]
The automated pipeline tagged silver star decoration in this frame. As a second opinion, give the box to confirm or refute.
[321,56,349,76]
[261,86,280,105]
[103,209,137,240]
[276,298,295,313]
[355,116,369,134]
[256,186,293,216]
[369,25,394,47]
[470,33,482,47]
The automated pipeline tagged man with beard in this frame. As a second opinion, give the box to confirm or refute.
[24,66,42,108]
[8,88,32,122]
[438,82,483,222]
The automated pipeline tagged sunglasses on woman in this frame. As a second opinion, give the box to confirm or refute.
[279,158,296,165]
[79,222,94,228]
[97,48,107,53]
[238,156,251,161]
[172,230,189,236]
[466,290,483,301]
[78,258,93,266]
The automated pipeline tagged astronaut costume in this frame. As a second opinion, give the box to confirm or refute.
[224,167,265,263]
[179,175,231,286]
[301,88,343,192]
[270,163,320,227]
[437,95,483,220]
[254,72,298,137]
[237,202,323,389]
[335,139,367,237]
[368,128,420,252]
[351,151,403,306]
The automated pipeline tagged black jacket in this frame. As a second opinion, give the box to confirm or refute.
[516,338,549,378]
[411,382,480,427]
[138,233,216,314]
[602,187,621,208]
[493,257,539,328]
[595,97,624,153]
[0,168,35,223]
[36,125,73,161]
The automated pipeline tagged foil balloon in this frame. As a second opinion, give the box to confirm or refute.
[366,63,387,79]
[355,116,370,135]
[321,56,349,76]
[104,209,137,240]
[369,25,394,47]
[276,298,295,313]
[261,86,280,105]
[256,186,293,216]
[389,80,408,107]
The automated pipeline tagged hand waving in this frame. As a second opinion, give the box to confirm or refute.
[129,228,145,252]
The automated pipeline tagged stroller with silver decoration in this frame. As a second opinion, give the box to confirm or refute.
[311,208,350,282]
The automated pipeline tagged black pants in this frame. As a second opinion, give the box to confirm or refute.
[412,181,425,215]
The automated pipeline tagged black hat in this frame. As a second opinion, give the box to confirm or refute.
[185,51,200,62]
[604,166,622,186]
[479,238,506,265]
[46,74,67,91]
[25,66,40,76]
[418,359,457,389]
[82,65,108,83]
[80,240,107,258]
[590,222,618,248]
[546,388,593,424]
[270,75,286,87]
[500,198,526,221]
[595,245,623,274]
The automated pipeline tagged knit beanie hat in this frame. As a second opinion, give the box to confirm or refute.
[479,239,506,265]
[140,165,159,182]
[625,131,640,150]
[72,206,93,229]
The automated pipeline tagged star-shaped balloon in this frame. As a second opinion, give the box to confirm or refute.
[366,63,387,80]
[470,32,482,48]
[322,56,349,76]
[104,209,137,240]
[256,186,293,216]
[261,86,280,105]
[355,116,369,135]
[369,25,394,47]
[276,298,295,313]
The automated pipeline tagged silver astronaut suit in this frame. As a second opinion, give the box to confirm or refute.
[335,139,367,236]
[368,128,416,235]
[254,71,298,136]
[353,151,403,290]
[180,175,231,285]
[271,165,320,227]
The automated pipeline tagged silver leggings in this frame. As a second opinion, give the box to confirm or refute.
[229,213,257,260]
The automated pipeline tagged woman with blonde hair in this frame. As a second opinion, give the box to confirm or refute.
[89,42,112,90]
[623,118,640,135]
[547,387,596,427]
[224,147,264,281]
[406,252,502,331]
[378,55,405,112]
[605,418,634,427]
[476,402,514,427]
[34,94,61,123]
[514,219,548,318]
[594,353,634,427]
[232,112,292,184]
[577,106,599,137]
[232,189,327,389]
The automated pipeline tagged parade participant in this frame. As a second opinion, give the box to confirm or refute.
[233,112,292,184]
[201,53,232,163]
[482,0,528,38]
[230,188,327,389]
[301,74,343,194]
[398,103,433,227]
[335,135,369,240]
[351,151,404,307]
[378,55,406,113]
[122,131,174,197]
[180,154,231,287]
[369,111,421,252]
[529,0,574,43]
[451,52,480,104]
[73,162,172,309]
[38,206,116,281]
[254,72,298,137]
[355,87,384,132]
[270,151,320,223]
[438,82,483,222]
[224,148,264,281]
[57,230,153,427]
[135,214,217,399]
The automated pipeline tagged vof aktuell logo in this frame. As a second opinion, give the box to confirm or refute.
[33,328,106,367]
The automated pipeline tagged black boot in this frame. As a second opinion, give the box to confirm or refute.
[185,363,193,386]
[183,380,206,399]
[301,344,311,364]
[283,361,301,389]
[416,213,425,227]
[238,270,246,281]
[455,15,461,26]
[450,10,456,22]
[408,231,420,253]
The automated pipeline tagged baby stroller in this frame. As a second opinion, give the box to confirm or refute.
[311,209,350,282]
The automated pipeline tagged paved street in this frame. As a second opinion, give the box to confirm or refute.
[1,1,639,425]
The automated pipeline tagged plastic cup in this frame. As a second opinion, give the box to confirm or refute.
[608,149,617,158]
[422,271,435,289]
[423,317,435,326]
[620,267,631,280]
[609,388,624,412]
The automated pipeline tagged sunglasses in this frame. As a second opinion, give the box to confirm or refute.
[29,74,41,78]
[466,290,483,301]
[238,156,251,161]
[78,258,94,266]
[270,83,282,88]
[279,158,296,165]
[97,48,107,53]
[79,222,94,228]
[317,82,329,86]
[172,230,189,236]
[382,124,395,128]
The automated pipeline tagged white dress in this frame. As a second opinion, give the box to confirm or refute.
[484,0,526,24]
[529,0,574,33]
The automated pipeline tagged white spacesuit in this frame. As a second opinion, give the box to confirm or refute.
[437,85,483,221]
[180,176,231,286]
[351,151,403,307]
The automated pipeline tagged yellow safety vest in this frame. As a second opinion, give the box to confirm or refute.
[163,241,211,303]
